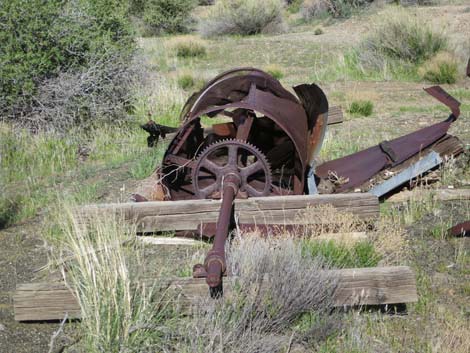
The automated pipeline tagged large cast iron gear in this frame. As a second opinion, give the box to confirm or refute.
[192,139,272,199]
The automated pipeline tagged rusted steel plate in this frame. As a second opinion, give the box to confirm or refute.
[447,221,470,237]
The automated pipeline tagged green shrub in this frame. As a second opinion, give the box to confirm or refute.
[174,40,207,58]
[177,74,196,90]
[141,0,197,35]
[348,100,373,117]
[265,64,284,79]
[359,10,446,71]
[199,0,286,37]
[0,0,136,131]
[314,27,324,35]
[0,196,21,229]
[419,52,458,84]
[301,0,372,20]
[301,240,381,268]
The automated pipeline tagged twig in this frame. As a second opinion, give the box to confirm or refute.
[48,313,68,353]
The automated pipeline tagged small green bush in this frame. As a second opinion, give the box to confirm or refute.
[348,100,373,117]
[301,240,381,268]
[265,64,284,79]
[141,0,197,35]
[359,10,446,70]
[174,40,207,58]
[314,27,324,35]
[0,196,21,229]
[177,74,196,90]
[419,52,458,84]
[199,0,286,37]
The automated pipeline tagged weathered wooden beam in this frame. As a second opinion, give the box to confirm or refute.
[14,266,417,321]
[387,188,470,203]
[77,193,379,232]
[327,105,344,125]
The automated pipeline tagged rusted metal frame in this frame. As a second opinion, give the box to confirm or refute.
[165,155,196,169]
[424,86,461,120]
[171,123,195,156]
[316,87,462,192]
[235,114,254,141]
[448,221,470,237]
[188,92,308,191]
[186,69,300,121]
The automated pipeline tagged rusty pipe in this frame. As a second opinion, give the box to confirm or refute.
[205,173,239,288]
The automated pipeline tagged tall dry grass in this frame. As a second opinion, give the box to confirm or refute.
[57,209,176,353]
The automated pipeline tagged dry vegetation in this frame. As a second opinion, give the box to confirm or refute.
[1,1,470,353]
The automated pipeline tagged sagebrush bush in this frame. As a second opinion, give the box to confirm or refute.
[177,236,340,352]
[141,0,197,35]
[0,0,136,131]
[174,40,207,58]
[348,100,374,117]
[359,10,446,70]
[199,0,287,37]
[419,52,458,84]
[301,0,372,20]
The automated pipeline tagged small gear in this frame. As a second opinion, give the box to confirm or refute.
[192,139,272,199]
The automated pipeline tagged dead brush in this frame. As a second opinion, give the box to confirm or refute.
[174,236,340,353]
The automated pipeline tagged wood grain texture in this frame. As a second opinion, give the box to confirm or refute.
[388,188,470,203]
[77,193,379,232]
[14,266,417,321]
[327,105,344,125]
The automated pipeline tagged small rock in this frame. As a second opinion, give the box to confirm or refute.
[0,323,6,332]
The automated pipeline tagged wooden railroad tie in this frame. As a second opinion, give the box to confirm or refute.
[14,266,417,321]
[76,193,379,233]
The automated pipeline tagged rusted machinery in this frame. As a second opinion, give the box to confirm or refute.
[149,68,329,294]
[142,67,462,295]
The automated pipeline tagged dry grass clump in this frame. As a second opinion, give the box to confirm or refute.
[419,51,458,84]
[358,9,446,71]
[199,0,287,38]
[57,210,175,353]
[176,236,340,352]
[294,205,408,266]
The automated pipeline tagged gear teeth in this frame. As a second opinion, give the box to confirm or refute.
[191,138,273,198]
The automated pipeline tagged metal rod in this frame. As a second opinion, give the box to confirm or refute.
[205,175,238,288]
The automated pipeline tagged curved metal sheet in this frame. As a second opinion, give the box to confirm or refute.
[180,68,299,122]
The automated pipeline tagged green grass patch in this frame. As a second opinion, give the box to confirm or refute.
[348,100,373,117]
[301,240,381,268]
[1,122,160,226]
